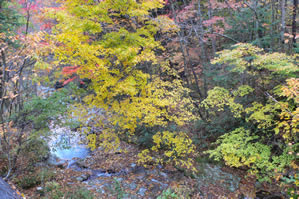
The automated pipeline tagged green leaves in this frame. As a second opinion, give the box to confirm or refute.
[22,88,71,131]
[212,43,298,76]
[201,87,243,118]
[207,127,295,182]
[232,85,254,97]
[206,44,298,182]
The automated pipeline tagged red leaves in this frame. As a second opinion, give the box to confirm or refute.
[40,22,54,30]
[61,66,82,86]
[39,41,49,46]
[16,0,41,13]
[62,76,77,86]
[62,66,81,76]
[208,0,242,10]
[203,16,225,27]
[176,0,197,21]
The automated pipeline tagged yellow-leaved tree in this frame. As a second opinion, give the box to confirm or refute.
[38,0,196,170]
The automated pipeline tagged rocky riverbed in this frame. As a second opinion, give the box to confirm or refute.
[41,121,256,199]
[27,86,269,199]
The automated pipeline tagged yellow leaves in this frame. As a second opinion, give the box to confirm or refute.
[154,16,179,33]
[98,129,121,152]
[212,43,298,76]
[276,110,299,142]
[40,0,197,171]
[273,78,299,142]
[281,78,299,103]
[139,131,196,170]
[202,87,244,118]
[137,149,154,167]
[87,134,97,151]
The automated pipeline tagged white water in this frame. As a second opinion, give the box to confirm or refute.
[47,120,90,166]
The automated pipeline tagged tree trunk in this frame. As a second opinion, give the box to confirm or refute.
[270,0,275,50]
[197,0,207,63]
[169,0,191,87]
[280,0,286,51]
[208,0,216,57]
[197,0,209,99]
[253,0,261,46]
[292,0,297,49]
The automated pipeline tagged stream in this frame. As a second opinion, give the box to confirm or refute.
[38,86,273,199]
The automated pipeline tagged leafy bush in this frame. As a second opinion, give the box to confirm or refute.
[138,131,196,171]
[65,188,95,199]
[204,44,298,182]
[110,178,126,199]
[43,181,64,199]
[43,182,95,199]
[157,188,178,199]
[207,127,295,182]
[21,138,50,164]
[16,173,41,189]
[20,88,72,131]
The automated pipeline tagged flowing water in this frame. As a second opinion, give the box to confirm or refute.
[38,85,262,198]
[47,124,90,167]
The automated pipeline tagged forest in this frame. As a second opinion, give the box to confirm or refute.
[0,0,298,198]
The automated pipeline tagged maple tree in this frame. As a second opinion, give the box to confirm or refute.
[38,0,196,169]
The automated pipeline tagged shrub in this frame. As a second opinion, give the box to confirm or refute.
[43,182,95,199]
[21,138,50,164]
[65,188,95,199]
[43,181,64,199]
[138,131,196,171]
[16,173,41,189]
[157,188,178,199]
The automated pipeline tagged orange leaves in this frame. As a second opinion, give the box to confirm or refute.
[62,66,81,76]
[281,78,299,103]
[62,76,78,86]
[61,66,82,85]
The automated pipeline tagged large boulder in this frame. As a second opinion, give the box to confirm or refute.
[0,177,22,199]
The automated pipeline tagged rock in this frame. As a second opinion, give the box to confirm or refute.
[149,183,160,193]
[136,174,146,180]
[123,194,139,199]
[151,179,168,189]
[76,174,90,182]
[146,169,159,176]
[128,182,137,190]
[74,159,89,169]
[101,183,113,193]
[196,163,241,193]
[133,166,146,175]
[36,186,44,195]
[47,154,66,168]
[86,179,105,187]
[57,162,68,169]
[106,169,116,174]
[130,163,136,168]
[160,172,168,179]
[0,177,22,199]
[96,186,105,194]
[115,178,123,182]
[137,187,147,197]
